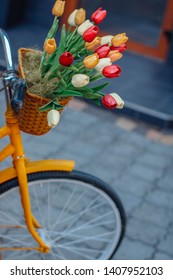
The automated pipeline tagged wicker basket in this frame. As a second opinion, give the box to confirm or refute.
[18,48,71,136]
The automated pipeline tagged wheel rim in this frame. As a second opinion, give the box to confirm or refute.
[0,178,122,259]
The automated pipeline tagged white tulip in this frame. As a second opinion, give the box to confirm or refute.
[110,93,124,109]
[68,9,78,26]
[95,58,112,72]
[71,74,90,87]
[77,20,93,35]
[101,35,113,46]
[47,109,60,128]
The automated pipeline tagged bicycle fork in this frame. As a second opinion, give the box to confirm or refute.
[0,107,50,253]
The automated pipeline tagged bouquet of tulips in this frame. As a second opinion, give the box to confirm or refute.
[22,0,128,128]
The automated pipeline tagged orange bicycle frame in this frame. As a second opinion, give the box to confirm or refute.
[0,29,75,253]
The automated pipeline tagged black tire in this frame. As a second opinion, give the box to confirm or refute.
[0,170,126,260]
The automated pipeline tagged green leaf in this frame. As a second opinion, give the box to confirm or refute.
[54,89,83,97]
[82,91,104,99]
[46,17,59,40]
[90,73,104,82]
[55,24,67,61]
[92,82,109,92]
[92,99,102,106]
[38,100,54,112]
[53,100,64,110]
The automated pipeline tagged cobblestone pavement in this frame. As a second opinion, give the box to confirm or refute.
[1,96,173,260]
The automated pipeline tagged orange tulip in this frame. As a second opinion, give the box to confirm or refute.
[108,50,123,62]
[83,53,99,69]
[52,0,65,17]
[85,37,101,51]
[75,8,86,25]
[111,33,128,47]
[44,38,57,54]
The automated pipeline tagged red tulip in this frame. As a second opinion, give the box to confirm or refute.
[110,43,127,52]
[83,26,99,42]
[95,44,110,58]
[91,7,107,24]
[102,65,121,78]
[102,94,118,109]
[59,52,74,66]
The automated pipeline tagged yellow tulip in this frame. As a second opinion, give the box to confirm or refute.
[111,33,128,47]
[85,37,101,51]
[108,50,123,62]
[75,8,86,26]
[83,53,99,69]
[52,0,65,17]
[44,38,57,54]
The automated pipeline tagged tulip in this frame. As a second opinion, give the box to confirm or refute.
[102,65,121,78]
[110,43,127,52]
[101,35,113,46]
[85,37,101,51]
[83,26,99,42]
[47,109,60,128]
[83,53,99,69]
[91,7,107,24]
[102,93,124,109]
[68,9,78,26]
[102,94,117,109]
[75,8,86,26]
[52,0,65,17]
[77,20,93,35]
[59,52,74,66]
[111,33,128,47]
[108,50,123,62]
[71,74,90,87]
[110,93,124,109]
[95,44,110,58]
[44,38,57,54]
[95,58,112,72]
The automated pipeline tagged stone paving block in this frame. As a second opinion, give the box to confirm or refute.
[116,117,137,131]
[132,202,172,229]
[61,107,100,127]
[82,161,123,185]
[126,162,164,183]
[157,233,173,256]
[120,130,152,149]
[154,252,173,260]
[146,141,173,158]
[135,152,171,169]
[101,141,143,161]
[168,224,173,234]
[146,189,173,210]
[113,237,154,260]
[115,190,142,216]
[157,174,173,193]
[126,218,166,246]
[115,174,152,197]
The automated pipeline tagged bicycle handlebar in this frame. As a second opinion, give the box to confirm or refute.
[0,28,26,111]
[10,77,26,111]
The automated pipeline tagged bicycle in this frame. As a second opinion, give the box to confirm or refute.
[0,28,126,260]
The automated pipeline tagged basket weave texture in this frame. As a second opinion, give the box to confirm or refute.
[18,48,71,136]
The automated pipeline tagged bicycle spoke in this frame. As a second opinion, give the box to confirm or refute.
[0,211,25,228]
[32,184,46,228]
[0,173,123,259]
[51,186,78,231]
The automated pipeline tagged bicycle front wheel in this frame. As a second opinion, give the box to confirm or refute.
[0,170,125,260]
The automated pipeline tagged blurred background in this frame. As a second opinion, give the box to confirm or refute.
[0,0,173,260]
[0,0,173,127]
